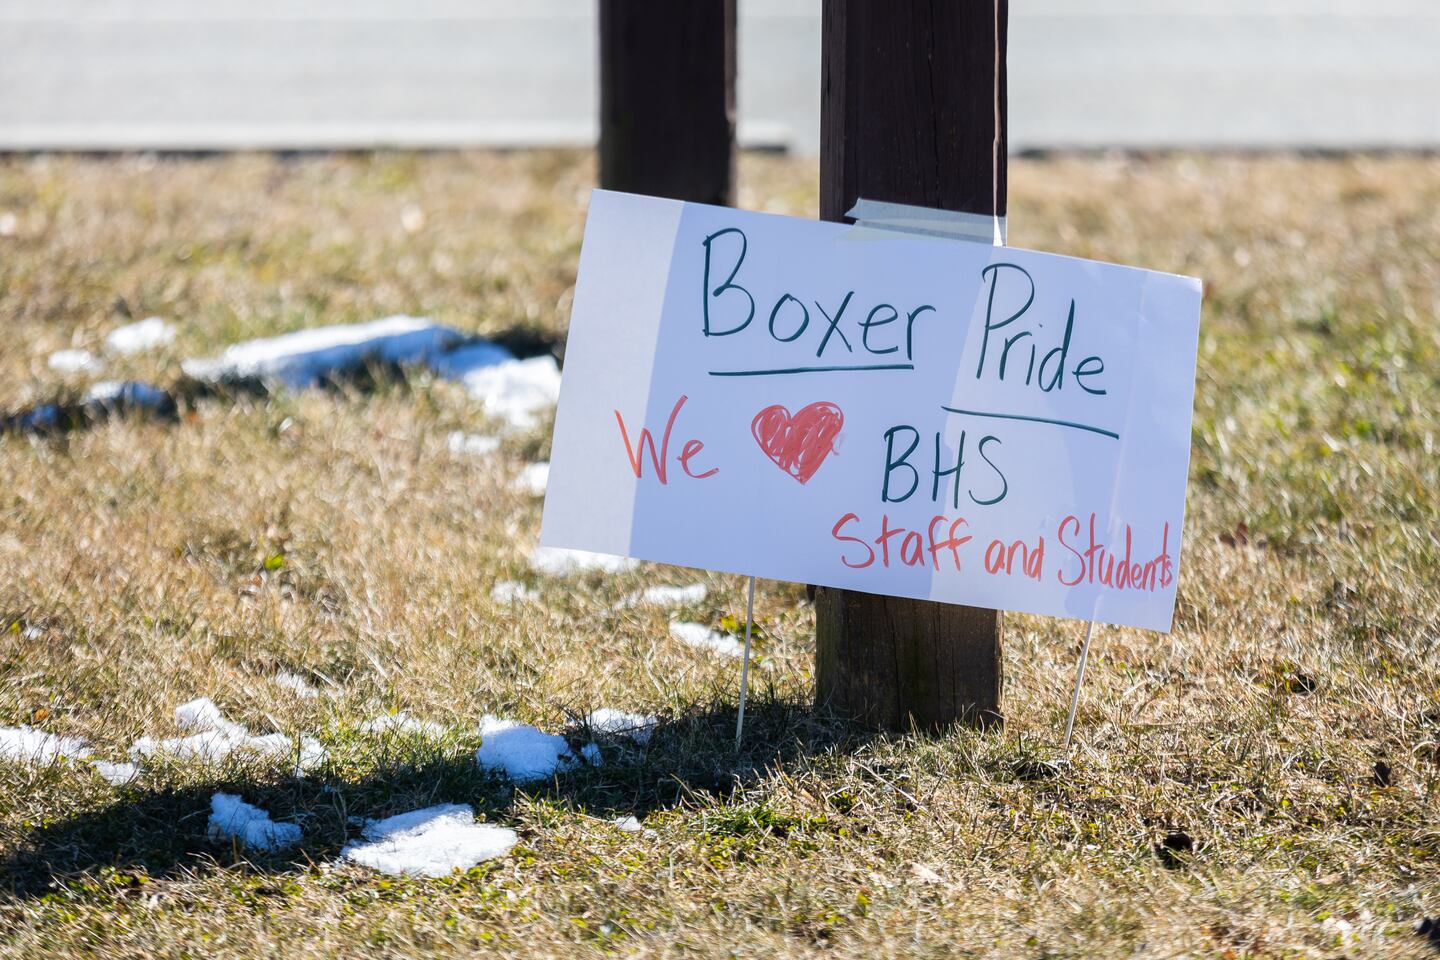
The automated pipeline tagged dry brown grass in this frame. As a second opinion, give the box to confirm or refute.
[0,150,1438,958]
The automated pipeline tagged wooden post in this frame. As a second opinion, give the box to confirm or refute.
[598,0,736,206]
[815,0,1008,731]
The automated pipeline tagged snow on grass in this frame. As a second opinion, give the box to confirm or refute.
[400,204,426,234]
[274,671,320,699]
[178,317,559,430]
[83,380,175,415]
[0,726,144,784]
[618,583,708,609]
[446,355,561,431]
[358,712,446,738]
[91,760,140,786]
[670,621,745,658]
[105,317,175,354]
[48,349,102,374]
[491,580,538,604]
[182,316,468,390]
[529,545,638,577]
[584,708,658,745]
[5,403,61,432]
[446,431,501,457]
[579,742,603,766]
[428,341,516,379]
[129,731,237,763]
[175,696,248,737]
[340,803,517,878]
[207,793,301,852]
[130,697,325,772]
[0,726,91,764]
[476,716,574,783]
[5,380,176,434]
[613,815,643,833]
[514,462,549,496]
[297,737,327,772]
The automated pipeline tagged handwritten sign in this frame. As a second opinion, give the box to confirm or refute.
[541,190,1201,632]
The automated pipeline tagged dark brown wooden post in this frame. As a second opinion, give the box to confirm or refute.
[815,0,1008,731]
[598,0,736,206]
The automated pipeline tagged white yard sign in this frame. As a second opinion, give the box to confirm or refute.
[541,190,1202,632]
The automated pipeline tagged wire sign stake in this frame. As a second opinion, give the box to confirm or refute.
[1062,620,1097,753]
[734,576,755,751]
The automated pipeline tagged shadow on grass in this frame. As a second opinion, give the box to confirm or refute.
[0,693,876,898]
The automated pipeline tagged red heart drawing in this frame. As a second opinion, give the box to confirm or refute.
[751,401,844,485]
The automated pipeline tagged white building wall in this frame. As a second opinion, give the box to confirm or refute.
[0,0,1435,153]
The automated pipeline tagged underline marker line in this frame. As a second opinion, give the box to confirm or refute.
[709,363,914,377]
[940,405,1120,440]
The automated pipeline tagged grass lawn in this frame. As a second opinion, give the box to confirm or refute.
[1,150,1438,958]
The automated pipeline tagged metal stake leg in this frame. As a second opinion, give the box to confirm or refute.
[1062,619,1096,753]
[734,576,755,750]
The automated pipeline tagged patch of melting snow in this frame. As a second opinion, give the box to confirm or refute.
[428,341,516,379]
[613,815,643,833]
[447,354,561,431]
[400,204,426,234]
[491,580,538,604]
[182,316,469,390]
[585,708,658,745]
[476,716,574,783]
[208,793,301,852]
[0,726,91,764]
[129,730,236,762]
[530,545,638,577]
[670,621,745,658]
[447,431,501,457]
[297,737,327,772]
[340,803,517,878]
[6,403,61,432]
[579,742,603,766]
[83,380,176,415]
[179,317,559,429]
[359,712,446,738]
[1321,915,1357,945]
[247,732,298,756]
[5,380,176,434]
[106,317,175,354]
[618,583,708,609]
[175,696,248,737]
[274,671,320,699]
[130,697,325,772]
[0,726,145,784]
[91,760,140,786]
[515,462,549,496]
[48,349,102,374]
